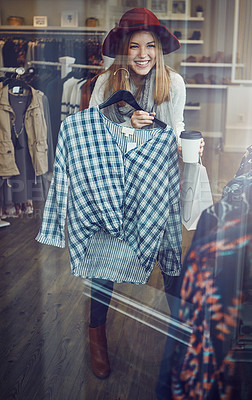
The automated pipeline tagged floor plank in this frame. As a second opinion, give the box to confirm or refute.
[0,204,168,399]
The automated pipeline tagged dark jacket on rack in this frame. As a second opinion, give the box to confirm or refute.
[0,85,48,178]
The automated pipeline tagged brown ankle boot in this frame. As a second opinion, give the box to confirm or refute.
[89,324,111,379]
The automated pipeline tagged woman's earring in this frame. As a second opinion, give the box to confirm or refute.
[113,68,130,79]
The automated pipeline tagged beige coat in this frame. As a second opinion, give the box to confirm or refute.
[0,85,48,177]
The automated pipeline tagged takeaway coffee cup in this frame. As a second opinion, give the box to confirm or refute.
[180,130,202,163]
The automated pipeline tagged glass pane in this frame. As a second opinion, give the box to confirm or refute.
[0,1,251,399]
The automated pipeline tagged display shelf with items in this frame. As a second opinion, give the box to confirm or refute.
[184,102,201,110]
[180,55,244,89]
[148,0,204,43]
[117,1,204,43]
[148,0,192,19]
[159,18,204,45]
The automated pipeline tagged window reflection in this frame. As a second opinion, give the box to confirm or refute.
[0,1,251,399]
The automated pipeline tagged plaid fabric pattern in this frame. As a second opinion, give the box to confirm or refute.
[36,106,182,282]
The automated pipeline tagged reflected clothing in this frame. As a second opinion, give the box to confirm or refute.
[36,106,182,283]
[235,144,252,177]
[162,170,252,400]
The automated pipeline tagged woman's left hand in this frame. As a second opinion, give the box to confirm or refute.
[199,138,205,157]
[178,138,205,158]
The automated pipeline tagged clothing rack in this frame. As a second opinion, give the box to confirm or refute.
[0,27,106,37]
[1,33,105,77]
[27,56,104,78]
[71,63,104,70]
[0,67,19,74]
[1,59,104,88]
[27,60,62,67]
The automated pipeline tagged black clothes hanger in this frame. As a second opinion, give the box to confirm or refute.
[99,90,167,129]
[7,78,31,91]
[3,67,31,92]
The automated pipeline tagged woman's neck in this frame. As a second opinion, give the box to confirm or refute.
[130,69,146,87]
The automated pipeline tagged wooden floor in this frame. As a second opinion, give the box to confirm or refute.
[0,203,171,400]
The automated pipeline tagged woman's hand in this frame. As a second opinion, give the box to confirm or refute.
[178,138,205,158]
[131,110,155,129]
[199,138,205,157]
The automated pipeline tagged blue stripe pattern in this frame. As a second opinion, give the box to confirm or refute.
[36,106,182,283]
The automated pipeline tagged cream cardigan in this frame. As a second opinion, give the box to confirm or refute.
[89,69,186,145]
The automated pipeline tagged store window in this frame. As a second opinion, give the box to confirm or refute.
[0,1,251,399]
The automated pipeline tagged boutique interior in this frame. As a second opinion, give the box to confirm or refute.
[0,0,251,399]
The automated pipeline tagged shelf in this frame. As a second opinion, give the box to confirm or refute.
[158,17,204,21]
[181,62,244,67]
[0,25,106,34]
[180,40,204,44]
[186,84,228,89]
[184,105,201,110]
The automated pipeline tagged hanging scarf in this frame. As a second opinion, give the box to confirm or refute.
[102,67,174,130]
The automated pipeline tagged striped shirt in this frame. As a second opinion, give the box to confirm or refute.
[36,106,182,283]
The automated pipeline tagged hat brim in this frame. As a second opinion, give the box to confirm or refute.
[102,24,181,58]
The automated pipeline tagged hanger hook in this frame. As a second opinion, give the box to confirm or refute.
[15,67,25,79]
[113,68,130,79]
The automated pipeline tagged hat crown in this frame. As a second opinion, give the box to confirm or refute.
[102,7,180,58]
[119,8,160,29]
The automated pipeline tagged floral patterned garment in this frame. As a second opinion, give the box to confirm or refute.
[171,161,252,400]
[235,145,252,178]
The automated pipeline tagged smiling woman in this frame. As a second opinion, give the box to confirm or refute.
[86,7,190,380]
[89,7,187,137]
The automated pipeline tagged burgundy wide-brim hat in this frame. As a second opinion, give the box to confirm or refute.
[102,7,181,58]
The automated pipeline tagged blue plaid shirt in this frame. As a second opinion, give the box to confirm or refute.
[36,106,182,282]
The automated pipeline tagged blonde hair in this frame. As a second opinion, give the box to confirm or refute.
[101,30,172,104]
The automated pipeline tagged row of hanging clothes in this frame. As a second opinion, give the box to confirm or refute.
[0,56,103,220]
[24,64,101,152]
[0,67,54,219]
[0,38,27,68]
[0,35,104,152]
[0,36,103,68]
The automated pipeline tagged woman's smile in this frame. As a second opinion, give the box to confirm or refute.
[134,60,151,66]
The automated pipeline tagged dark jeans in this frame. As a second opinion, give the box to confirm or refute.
[90,278,114,328]
[155,272,185,400]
